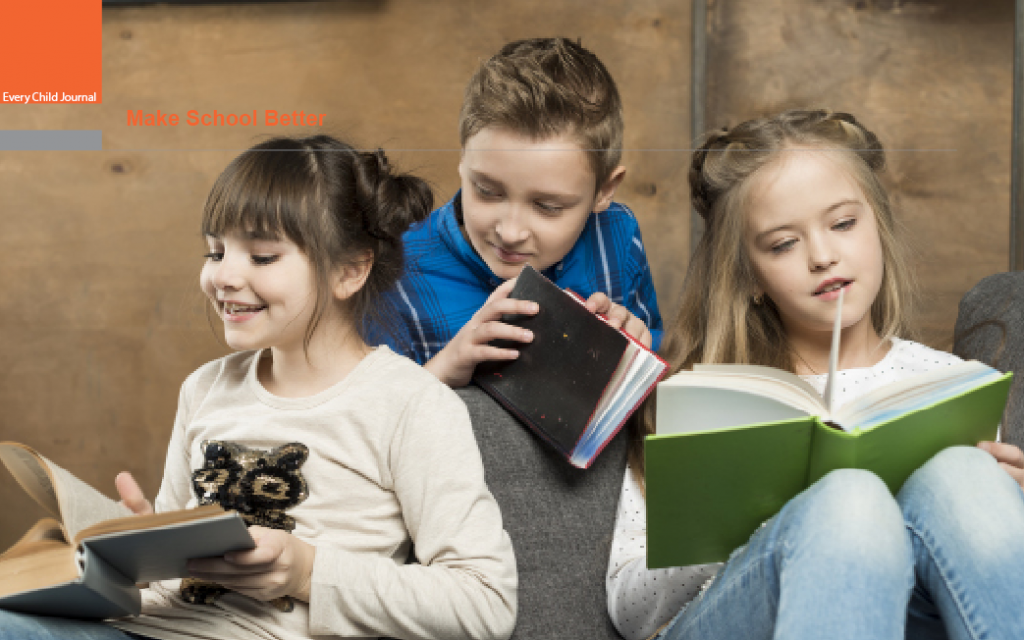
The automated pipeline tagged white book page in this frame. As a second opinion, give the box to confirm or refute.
[591,343,639,422]
[48,464,133,541]
[690,363,824,405]
[667,368,827,416]
[655,383,813,435]
[0,443,131,540]
[594,349,660,428]
[571,349,665,466]
[0,443,61,517]
[834,360,1000,429]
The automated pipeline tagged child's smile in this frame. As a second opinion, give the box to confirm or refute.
[200,232,318,354]
[221,301,268,321]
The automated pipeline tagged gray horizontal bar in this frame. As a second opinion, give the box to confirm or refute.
[0,130,102,151]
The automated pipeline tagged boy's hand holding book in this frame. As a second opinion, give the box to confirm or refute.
[425,278,539,388]
[584,292,653,348]
[472,265,667,468]
[426,275,656,388]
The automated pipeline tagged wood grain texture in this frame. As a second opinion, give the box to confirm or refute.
[705,0,1013,348]
[0,0,691,551]
[2,0,1011,555]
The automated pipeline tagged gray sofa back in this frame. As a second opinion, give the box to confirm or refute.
[457,386,626,640]
[953,271,1024,449]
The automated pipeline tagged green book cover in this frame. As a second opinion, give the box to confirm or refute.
[644,370,1012,569]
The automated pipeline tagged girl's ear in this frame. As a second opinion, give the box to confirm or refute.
[593,165,627,214]
[332,251,374,301]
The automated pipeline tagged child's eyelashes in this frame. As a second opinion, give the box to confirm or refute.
[535,201,564,215]
[473,182,501,200]
[764,218,856,255]
[770,239,796,255]
[472,182,565,215]
[202,252,278,265]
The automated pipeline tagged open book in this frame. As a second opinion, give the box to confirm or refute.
[644,291,1012,568]
[0,442,253,619]
[474,265,667,468]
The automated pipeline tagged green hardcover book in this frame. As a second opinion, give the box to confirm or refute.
[644,364,1012,569]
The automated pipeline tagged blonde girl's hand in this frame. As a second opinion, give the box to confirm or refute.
[186,526,316,603]
[115,472,154,516]
[425,278,538,388]
[977,441,1024,489]
[585,292,653,349]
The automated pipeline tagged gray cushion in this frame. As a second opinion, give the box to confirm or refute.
[953,271,1024,449]
[457,386,626,640]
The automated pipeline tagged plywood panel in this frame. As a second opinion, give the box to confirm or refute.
[0,1,691,549]
[705,0,1013,349]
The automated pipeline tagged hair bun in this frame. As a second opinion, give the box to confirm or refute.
[372,148,390,175]
[354,149,432,244]
[689,127,733,221]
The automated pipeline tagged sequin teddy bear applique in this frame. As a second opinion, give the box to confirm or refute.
[182,440,309,612]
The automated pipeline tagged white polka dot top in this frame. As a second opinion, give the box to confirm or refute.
[605,338,963,640]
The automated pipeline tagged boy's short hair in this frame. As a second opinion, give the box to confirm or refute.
[459,37,624,188]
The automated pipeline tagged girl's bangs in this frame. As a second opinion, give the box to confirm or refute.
[201,149,313,245]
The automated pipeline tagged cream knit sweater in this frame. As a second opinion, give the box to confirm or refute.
[112,346,516,640]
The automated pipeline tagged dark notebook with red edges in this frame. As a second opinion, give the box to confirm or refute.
[473,265,667,468]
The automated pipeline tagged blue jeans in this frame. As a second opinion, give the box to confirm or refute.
[658,446,1024,640]
[0,611,151,639]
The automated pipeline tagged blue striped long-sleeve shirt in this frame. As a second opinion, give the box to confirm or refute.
[372,192,663,364]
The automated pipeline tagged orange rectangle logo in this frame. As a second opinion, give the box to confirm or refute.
[1,0,102,103]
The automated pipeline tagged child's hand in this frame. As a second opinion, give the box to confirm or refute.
[977,441,1024,489]
[115,471,154,516]
[585,292,653,348]
[425,278,538,388]
[187,526,316,603]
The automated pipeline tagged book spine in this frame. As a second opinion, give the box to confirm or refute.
[77,546,141,615]
[0,548,140,619]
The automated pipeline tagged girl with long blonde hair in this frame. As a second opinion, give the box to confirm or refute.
[607,109,1024,640]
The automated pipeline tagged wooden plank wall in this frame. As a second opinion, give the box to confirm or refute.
[0,1,690,550]
[0,0,1013,551]
[704,0,1013,348]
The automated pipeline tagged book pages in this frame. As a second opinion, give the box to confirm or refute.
[689,364,824,409]
[0,443,132,540]
[46,460,132,540]
[0,443,60,518]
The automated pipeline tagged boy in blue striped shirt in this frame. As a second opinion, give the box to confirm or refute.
[379,38,662,387]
